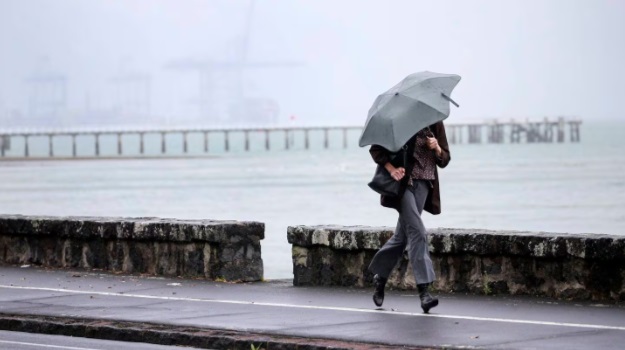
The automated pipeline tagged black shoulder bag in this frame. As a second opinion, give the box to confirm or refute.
[367,145,407,197]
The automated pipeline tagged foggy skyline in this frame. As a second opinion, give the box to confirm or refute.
[0,0,624,128]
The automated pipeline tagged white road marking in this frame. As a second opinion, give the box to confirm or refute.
[1,284,624,331]
[0,339,100,350]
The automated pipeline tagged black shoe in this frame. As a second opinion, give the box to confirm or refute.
[417,283,439,313]
[372,274,387,307]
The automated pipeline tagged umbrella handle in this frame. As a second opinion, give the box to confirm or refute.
[441,93,460,107]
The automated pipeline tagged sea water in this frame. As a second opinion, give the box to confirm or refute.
[1,121,623,278]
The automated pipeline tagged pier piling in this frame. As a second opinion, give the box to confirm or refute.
[24,135,29,157]
[324,128,329,149]
[48,135,54,157]
[468,125,482,144]
[304,130,309,150]
[95,134,100,156]
[183,132,188,154]
[72,134,77,157]
[117,133,123,155]
[570,122,581,142]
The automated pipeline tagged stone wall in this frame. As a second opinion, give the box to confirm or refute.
[0,215,264,282]
[288,225,625,301]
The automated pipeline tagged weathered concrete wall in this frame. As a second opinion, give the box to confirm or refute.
[0,215,264,282]
[288,225,625,301]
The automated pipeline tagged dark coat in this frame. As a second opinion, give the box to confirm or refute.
[368,121,451,215]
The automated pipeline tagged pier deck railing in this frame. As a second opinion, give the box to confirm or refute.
[0,117,582,159]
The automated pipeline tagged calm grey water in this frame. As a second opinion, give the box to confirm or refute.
[1,121,623,278]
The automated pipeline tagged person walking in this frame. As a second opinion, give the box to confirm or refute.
[367,121,450,313]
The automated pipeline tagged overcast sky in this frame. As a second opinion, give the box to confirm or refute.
[0,0,623,127]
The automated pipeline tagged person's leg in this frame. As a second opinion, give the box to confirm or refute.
[403,181,436,284]
[404,180,438,313]
[368,190,410,307]
[368,215,407,279]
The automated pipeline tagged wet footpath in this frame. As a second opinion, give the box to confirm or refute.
[1,266,624,350]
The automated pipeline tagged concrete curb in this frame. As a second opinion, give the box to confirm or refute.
[0,314,435,350]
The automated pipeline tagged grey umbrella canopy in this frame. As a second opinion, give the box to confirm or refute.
[359,71,461,152]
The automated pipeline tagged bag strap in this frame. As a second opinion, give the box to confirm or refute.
[402,144,408,167]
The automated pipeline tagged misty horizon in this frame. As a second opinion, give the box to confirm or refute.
[1,0,624,129]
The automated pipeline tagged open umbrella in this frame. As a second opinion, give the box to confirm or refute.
[358,71,461,152]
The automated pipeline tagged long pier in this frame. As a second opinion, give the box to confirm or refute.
[447,117,582,144]
[0,117,581,159]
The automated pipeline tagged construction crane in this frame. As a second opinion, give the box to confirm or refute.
[165,0,301,126]
[110,59,152,124]
[25,57,67,126]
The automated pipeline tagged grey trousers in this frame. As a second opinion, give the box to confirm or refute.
[368,180,436,284]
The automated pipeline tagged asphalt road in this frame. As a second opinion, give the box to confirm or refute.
[1,266,624,349]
